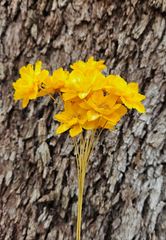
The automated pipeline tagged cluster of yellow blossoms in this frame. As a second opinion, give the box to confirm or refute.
[13,57,146,137]
[13,57,146,240]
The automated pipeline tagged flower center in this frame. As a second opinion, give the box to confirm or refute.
[71,113,81,119]
[97,103,110,110]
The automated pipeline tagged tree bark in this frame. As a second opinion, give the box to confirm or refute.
[0,0,166,239]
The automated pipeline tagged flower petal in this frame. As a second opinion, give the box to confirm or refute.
[62,92,78,101]
[134,102,146,113]
[22,96,29,108]
[69,125,82,137]
[56,124,70,134]
[87,110,101,121]
[35,61,42,75]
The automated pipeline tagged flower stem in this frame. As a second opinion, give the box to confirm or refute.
[47,92,63,110]
[74,130,97,240]
[77,172,85,240]
[40,87,63,110]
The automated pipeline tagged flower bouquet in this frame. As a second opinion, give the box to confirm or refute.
[13,57,146,240]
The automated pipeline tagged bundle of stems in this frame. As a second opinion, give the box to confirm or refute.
[73,127,105,240]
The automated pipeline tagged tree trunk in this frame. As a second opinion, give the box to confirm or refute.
[0,0,166,239]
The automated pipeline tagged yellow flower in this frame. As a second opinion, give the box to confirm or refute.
[70,56,106,75]
[80,90,127,125]
[54,101,88,137]
[13,61,49,108]
[37,68,69,97]
[61,70,106,101]
[106,75,146,113]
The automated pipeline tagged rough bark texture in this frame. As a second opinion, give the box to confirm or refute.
[0,0,166,239]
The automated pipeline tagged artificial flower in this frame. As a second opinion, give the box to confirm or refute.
[79,90,127,125]
[61,70,106,101]
[106,75,146,113]
[13,61,49,107]
[37,68,69,97]
[54,101,88,137]
[70,56,106,75]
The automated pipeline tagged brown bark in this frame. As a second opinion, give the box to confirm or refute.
[0,0,166,239]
